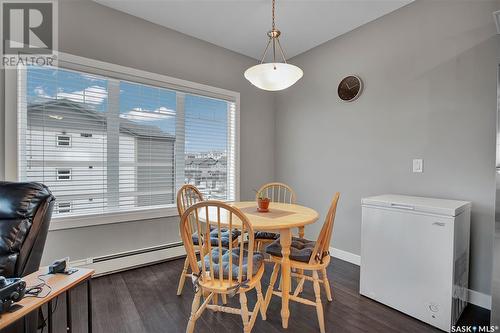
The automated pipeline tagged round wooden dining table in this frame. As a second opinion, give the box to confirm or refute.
[229,201,320,329]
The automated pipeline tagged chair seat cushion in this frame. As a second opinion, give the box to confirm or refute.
[192,228,240,248]
[254,231,279,240]
[198,248,264,280]
[265,237,316,263]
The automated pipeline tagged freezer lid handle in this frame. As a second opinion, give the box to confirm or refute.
[390,203,415,210]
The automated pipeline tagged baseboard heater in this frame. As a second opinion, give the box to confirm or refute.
[71,241,186,277]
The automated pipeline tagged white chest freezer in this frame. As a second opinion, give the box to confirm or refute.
[360,194,471,332]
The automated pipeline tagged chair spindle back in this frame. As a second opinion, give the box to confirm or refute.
[310,193,340,264]
[177,184,204,216]
[180,201,256,289]
[256,182,296,204]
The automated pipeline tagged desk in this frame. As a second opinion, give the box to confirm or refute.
[203,201,319,328]
[0,267,95,333]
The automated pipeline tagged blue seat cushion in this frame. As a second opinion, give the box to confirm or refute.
[198,248,264,280]
[192,227,240,248]
[254,231,279,240]
[265,237,316,263]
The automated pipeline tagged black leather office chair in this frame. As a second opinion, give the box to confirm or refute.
[0,181,55,278]
[0,182,55,333]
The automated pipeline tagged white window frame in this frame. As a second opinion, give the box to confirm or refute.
[56,201,72,214]
[4,52,240,231]
[56,134,72,147]
[56,168,72,181]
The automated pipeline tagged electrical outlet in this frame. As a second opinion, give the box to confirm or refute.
[412,159,423,173]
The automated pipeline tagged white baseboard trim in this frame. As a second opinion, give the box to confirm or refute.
[328,246,491,310]
[70,243,186,277]
[329,246,361,266]
[468,289,491,310]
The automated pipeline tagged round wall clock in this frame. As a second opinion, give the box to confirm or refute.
[337,75,363,102]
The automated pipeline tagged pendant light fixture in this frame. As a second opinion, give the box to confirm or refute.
[244,0,303,91]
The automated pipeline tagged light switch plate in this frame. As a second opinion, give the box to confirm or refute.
[412,159,423,173]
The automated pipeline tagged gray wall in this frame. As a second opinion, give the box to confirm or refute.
[1,0,276,263]
[275,0,499,295]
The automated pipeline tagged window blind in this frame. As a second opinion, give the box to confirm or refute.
[117,80,177,209]
[18,65,237,218]
[184,94,236,201]
[18,66,109,216]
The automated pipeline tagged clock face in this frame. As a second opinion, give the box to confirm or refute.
[338,76,362,101]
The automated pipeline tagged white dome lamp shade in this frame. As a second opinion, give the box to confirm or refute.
[244,0,303,91]
[244,63,303,91]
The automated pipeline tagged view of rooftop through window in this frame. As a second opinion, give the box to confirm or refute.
[18,66,236,217]
[185,94,230,200]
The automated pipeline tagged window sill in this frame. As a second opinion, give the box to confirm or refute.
[49,206,180,231]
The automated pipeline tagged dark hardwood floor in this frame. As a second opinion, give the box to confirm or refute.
[30,257,490,333]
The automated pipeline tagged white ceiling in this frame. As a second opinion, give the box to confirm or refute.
[94,0,412,60]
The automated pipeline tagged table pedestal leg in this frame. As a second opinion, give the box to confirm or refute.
[280,228,292,329]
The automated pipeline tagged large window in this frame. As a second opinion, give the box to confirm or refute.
[17,65,238,218]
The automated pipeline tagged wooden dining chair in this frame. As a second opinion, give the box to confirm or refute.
[262,193,340,333]
[254,182,302,252]
[176,185,239,296]
[177,185,204,296]
[180,201,266,333]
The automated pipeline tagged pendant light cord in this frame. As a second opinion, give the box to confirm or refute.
[259,0,287,65]
[272,0,275,32]
[272,0,276,67]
